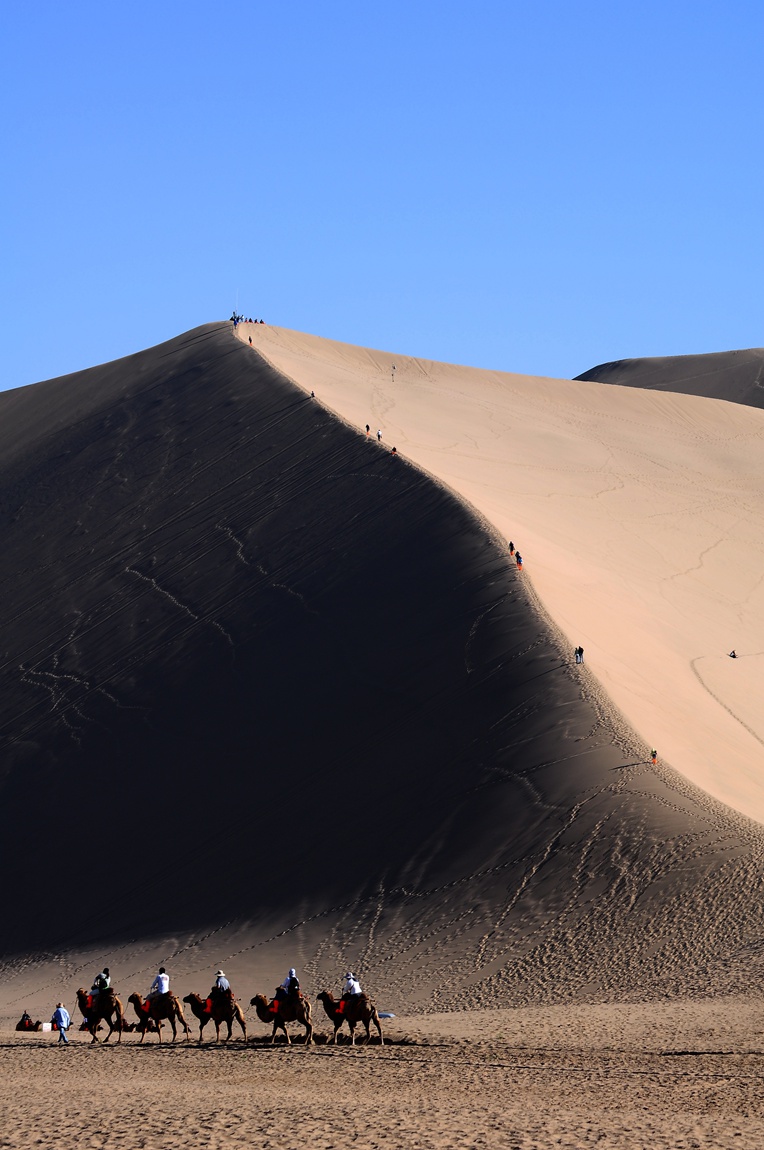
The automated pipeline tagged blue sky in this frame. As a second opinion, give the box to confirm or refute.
[2,1,763,390]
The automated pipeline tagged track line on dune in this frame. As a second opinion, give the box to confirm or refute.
[690,655,764,748]
[125,566,233,646]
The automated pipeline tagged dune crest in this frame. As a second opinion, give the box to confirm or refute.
[242,324,764,823]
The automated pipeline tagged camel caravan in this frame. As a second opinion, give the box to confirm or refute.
[29,966,385,1046]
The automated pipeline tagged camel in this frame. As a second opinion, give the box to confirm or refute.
[317,990,384,1045]
[182,993,247,1044]
[250,993,313,1045]
[75,987,124,1044]
[127,993,190,1044]
[15,1015,41,1032]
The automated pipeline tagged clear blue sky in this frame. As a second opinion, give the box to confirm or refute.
[2,1,763,390]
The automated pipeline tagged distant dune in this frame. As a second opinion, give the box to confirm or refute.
[2,323,764,1026]
[576,347,764,407]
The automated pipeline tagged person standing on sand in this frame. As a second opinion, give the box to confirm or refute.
[515,552,523,569]
[509,541,515,556]
[366,424,370,437]
[575,647,581,664]
[51,1003,71,1045]
[578,646,584,664]
[377,429,382,442]
[651,749,658,765]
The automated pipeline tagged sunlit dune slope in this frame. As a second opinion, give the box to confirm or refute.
[243,324,764,824]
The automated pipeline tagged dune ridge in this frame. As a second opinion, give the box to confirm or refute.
[576,346,764,408]
[241,323,764,825]
[1,324,764,1033]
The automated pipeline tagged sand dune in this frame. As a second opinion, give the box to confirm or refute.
[1,323,764,1040]
[242,324,764,824]
[576,346,764,407]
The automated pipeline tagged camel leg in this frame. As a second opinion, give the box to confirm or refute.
[139,1024,147,1044]
[374,1014,384,1046]
[349,1023,356,1046]
[156,1020,163,1044]
[237,1013,247,1042]
[224,1021,232,1042]
[89,1024,99,1044]
[331,1023,341,1045]
[197,1020,206,1045]
[170,1018,178,1043]
[214,1020,221,1043]
[283,1023,291,1046]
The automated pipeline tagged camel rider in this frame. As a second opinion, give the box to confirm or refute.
[342,971,362,1002]
[275,968,300,1002]
[91,967,111,1000]
[210,969,232,1001]
[147,967,170,1001]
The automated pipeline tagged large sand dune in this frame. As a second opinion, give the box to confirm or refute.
[242,324,764,824]
[1,323,764,1037]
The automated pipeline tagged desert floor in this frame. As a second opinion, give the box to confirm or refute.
[3,999,764,1149]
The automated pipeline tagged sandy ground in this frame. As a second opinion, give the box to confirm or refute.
[3,999,764,1150]
[241,323,764,824]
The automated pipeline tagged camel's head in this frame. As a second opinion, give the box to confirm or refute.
[127,993,140,1005]
[317,990,331,1003]
[182,994,197,1004]
[250,994,268,1007]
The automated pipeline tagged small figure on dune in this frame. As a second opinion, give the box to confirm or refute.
[509,541,515,556]
[366,424,370,437]
[391,446,397,456]
[651,748,658,765]
[249,336,252,345]
[515,552,523,569]
[310,390,315,398]
[377,429,382,442]
[729,650,738,658]
[575,646,584,664]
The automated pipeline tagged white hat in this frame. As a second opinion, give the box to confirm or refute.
[216,970,225,977]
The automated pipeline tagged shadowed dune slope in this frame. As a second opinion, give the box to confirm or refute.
[576,347,764,407]
[2,324,764,1011]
